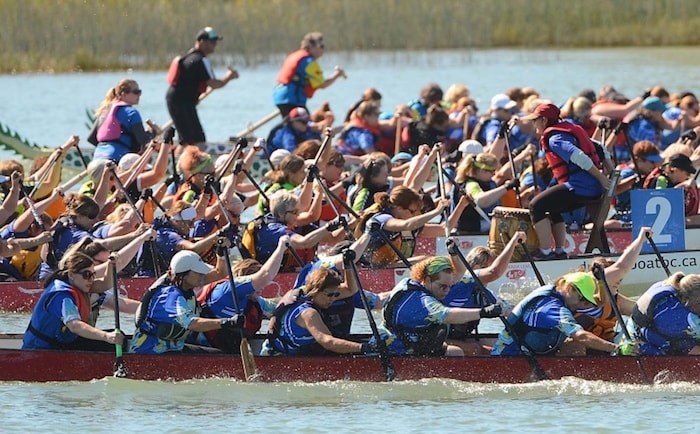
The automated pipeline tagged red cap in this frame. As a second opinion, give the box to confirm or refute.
[523,103,560,121]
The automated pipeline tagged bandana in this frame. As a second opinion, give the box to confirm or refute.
[426,256,453,276]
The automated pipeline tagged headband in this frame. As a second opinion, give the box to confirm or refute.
[191,156,213,176]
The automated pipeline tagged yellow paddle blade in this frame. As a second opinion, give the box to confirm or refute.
[240,338,258,382]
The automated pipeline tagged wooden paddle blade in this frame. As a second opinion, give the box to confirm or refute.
[240,338,258,382]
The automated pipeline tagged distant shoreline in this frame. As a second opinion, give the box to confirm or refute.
[1,0,699,73]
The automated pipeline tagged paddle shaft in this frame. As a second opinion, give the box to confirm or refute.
[308,168,355,239]
[448,241,550,381]
[110,258,127,377]
[368,223,412,268]
[108,165,161,276]
[344,252,396,381]
[220,240,257,381]
[592,263,650,383]
[519,239,545,286]
[435,150,450,236]
[645,233,671,277]
[28,150,61,199]
[503,131,523,207]
[60,170,88,192]
[440,167,490,223]
[233,109,281,138]
[217,139,248,183]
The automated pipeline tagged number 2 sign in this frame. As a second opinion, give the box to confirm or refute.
[631,189,686,253]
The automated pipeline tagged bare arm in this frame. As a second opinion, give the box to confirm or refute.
[382,201,448,233]
[571,329,617,353]
[66,319,122,345]
[14,188,62,233]
[0,173,21,224]
[604,226,652,289]
[479,231,526,284]
[444,306,482,325]
[250,235,289,290]
[298,309,362,354]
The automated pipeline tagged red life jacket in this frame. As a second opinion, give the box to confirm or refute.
[541,121,602,183]
[276,49,316,98]
[166,49,209,96]
[96,101,129,142]
[67,285,92,324]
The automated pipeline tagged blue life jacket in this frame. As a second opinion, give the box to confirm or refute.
[507,285,567,355]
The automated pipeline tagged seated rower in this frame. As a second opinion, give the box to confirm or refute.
[22,251,124,351]
[129,246,245,354]
[355,185,469,268]
[443,231,526,354]
[195,235,290,353]
[376,255,502,357]
[574,227,652,345]
[261,267,372,356]
[292,233,388,339]
[491,272,620,356]
[621,272,700,356]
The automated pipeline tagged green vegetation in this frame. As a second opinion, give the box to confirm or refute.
[1,0,699,73]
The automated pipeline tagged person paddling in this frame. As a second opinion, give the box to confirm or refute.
[22,251,124,351]
[129,248,244,354]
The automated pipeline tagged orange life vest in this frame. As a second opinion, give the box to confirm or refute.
[541,121,602,183]
[276,49,316,98]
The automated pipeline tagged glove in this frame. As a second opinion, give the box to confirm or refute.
[615,342,637,356]
[204,175,221,194]
[306,164,320,182]
[140,188,153,201]
[613,122,629,135]
[479,303,502,318]
[342,248,357,263]
[681,129,698,143]
[163,126,176,144]
[504,178,520,191]
[326,217,346,232]
[446,238,459,256]
[360,342,377,355]
[641,89,652,100]
[232,160,244,176]
[597,118,611,129]
[220,315,245,330]
[497,121,510,139]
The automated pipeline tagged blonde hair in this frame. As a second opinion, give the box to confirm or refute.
[466,246,495,269]
[444,84,470,105]
[95,79,138,117]
[456,152,498,183]
[667,272,700,306]
[269,190,299,221]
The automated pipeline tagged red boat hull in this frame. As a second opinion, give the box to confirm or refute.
[1,347,699,383]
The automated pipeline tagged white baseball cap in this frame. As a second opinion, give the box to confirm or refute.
[458,140,484,156]
[490,93,517,111]
[118,153,151,171]
[170,250,214,274]
[270,149,291,169]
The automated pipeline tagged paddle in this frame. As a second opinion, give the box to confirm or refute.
[231,109,281,139]
[233,160,269,206]
[219,238,258,381]
[216,137,248,183]
[306,164,355,239]
[28,148,62,199]
[109,255,127,378]
[367,221,412,268]
[60,169,88,192]
[106,162,161,276]
[446,238,550,381]
[440,166,490,224]
[519,238,545,286]
[343,249,396,381]
[393,114,402,156]
[435,144,451,237]
[502,124,523,207]
[645,233,671,277]
[591,263,650,383]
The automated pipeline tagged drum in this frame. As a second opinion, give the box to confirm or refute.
[488,206,539,261]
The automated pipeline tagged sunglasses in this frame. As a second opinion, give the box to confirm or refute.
[79,269,96,281]
[323,290,341,298]
[128,89,142,95]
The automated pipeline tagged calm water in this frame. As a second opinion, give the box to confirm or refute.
[2,48,700,432]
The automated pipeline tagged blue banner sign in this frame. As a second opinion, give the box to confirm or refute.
[631,188,685,253]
